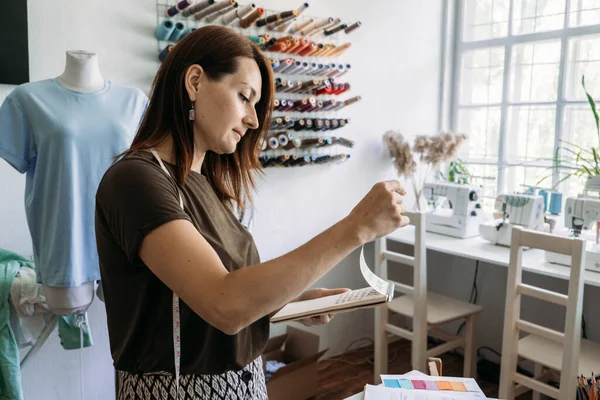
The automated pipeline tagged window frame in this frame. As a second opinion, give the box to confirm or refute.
[446,0,600,199]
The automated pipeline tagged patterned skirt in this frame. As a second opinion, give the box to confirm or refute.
[117,357,268,400]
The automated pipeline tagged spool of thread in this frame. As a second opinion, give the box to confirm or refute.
[299,20,319,36]
[324,23,347,36]
[205,2,238,22]
[294,3,310,16]
[196,0,234,20]
[298,61,310,74]
[538,190,549,212]
[167,0,192,17]
[340,95,361,109]
[310,63,323,75]
[290,18,313,34]
[286,139,303,150]
[278,133,289,147]
[337,64,351,77]
[159,45,175,62]
[182,0,215,17]
[222,3,255,24]
[256,10,296,27]
[291,38,311,55]
[278,3,309,32]
[322,99,337,110]
[330,43,351,57]
[268,13,298,30]
[156,19,176,41]
[269,41,288,52]
[306,18,336,36]
[302,138,324,148]
[298,43,317,57]
[344,21,361,34]
[268,137,279,149]
[549,192,563,215]
[310,44,327,57]
[248,35,262,45]
[277,58,294,72]
[261,38,277,50]
[319,44,338,57]
[285,38,301,54]
[169,22,186,41]
[239,7,264,28]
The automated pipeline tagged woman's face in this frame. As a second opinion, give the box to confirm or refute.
[187,57,262,155]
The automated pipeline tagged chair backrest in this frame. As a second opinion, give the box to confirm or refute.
[499,226,586,400]
[375,211,428,368]
[375,211,426,303]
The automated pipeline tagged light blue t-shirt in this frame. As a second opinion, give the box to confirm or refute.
[0,78,148,287]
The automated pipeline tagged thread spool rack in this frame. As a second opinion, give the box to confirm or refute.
[155,0,361,168]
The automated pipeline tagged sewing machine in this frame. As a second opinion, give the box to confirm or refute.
[545,195,600,272]
[422,182,484,238]
[479,193,548,247]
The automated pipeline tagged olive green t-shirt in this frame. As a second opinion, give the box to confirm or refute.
[95,151,269,375]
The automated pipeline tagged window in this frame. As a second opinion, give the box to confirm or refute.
[451,0,600,209]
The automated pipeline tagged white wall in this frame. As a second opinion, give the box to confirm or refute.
[0,1,443,399]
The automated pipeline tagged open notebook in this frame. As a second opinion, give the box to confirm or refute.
[270,287,388,323]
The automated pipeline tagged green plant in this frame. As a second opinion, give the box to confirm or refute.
[437,158,472,184]
[538,75,600,188]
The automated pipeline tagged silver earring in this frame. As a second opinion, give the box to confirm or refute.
[189,101,196,121]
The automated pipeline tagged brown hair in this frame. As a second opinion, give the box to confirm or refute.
[125,25,273,209]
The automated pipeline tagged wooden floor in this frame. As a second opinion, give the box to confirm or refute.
[316,339,530,399]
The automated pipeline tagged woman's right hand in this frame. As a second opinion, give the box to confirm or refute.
[346,180,410,244]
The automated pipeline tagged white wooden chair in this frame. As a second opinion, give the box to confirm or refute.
[498,226,600,400]
[374,211,482,383]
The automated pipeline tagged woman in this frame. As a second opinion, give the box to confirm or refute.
[95,26,409,400]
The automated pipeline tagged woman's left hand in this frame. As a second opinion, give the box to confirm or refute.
[294,288,351,327]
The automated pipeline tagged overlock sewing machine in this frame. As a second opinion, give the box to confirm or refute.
[422,182,484,238]
[545,195,600,272]
[479,193,548,247]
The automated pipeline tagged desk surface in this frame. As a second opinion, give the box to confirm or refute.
[386,226,600,288]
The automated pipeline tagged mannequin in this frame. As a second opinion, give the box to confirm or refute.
[0,50,148,319]
[45,50,105,315]
[57,50,106,93]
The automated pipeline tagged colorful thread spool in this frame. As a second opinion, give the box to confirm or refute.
[167,0,192,17]
[256,9,296,27]
[205,2,238,23]
[306,18,335,36]
[156,18,175,41]
[277,3,309,32]
[239,7,264,28]
[196,0,234,21]
[181,0,215,17]
[159,45,174,62]
[268,12,298,30]
[549,192,563,215]
[222,3,255,24]
[324,23,347,36]
[169,22,186,41]
[290,18,313,34]
[344,21,361,34]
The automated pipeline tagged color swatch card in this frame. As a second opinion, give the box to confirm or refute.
[380,374,484,396]
[364,384,488,400]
